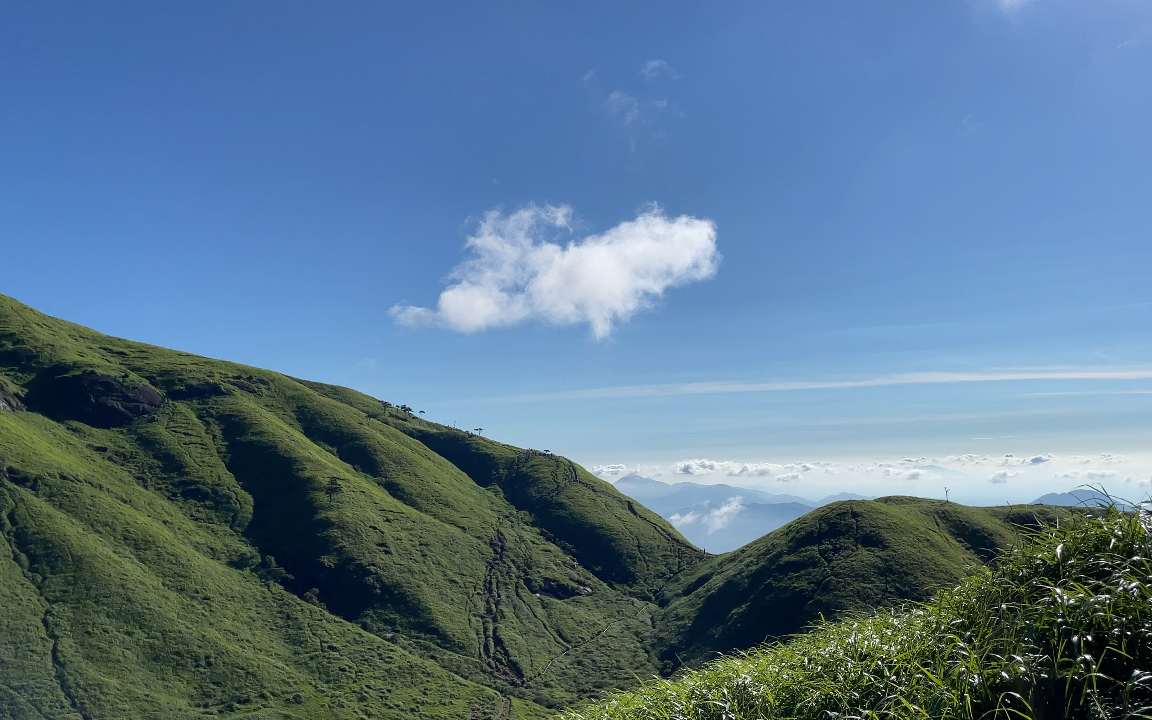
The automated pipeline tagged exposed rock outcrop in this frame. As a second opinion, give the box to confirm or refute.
[0,387,23,412]
[27,369,162,428]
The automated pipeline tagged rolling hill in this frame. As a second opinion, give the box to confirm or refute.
[564,508,1137,720]
[652,497,1070,666]
[0,293,1073,717]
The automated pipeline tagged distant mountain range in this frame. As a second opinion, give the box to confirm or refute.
[613,473,872,551]
[1030,488,1133,510]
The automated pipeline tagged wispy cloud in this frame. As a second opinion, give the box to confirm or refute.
[1055,469,1119,480]
[607,91,643,125]
[504,368,1152,401]
[606,91,669,127]
[391,204,719,339]
[641,60,679,81]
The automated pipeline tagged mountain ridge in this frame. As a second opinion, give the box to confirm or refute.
[0,293,1075,717]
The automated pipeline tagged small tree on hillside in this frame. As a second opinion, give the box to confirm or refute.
[326,478,342,504]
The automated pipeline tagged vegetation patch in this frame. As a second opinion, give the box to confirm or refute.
[564,508,1152,720]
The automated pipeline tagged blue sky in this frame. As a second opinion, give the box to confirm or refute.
[3,0,1152,503]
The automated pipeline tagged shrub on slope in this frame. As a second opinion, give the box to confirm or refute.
[566,508,1152,720]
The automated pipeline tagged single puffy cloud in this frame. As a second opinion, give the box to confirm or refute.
[988,470,1021,484]
[670,497,744,533]
[392,204,719,339]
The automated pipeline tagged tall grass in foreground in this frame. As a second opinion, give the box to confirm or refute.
[564,509,1152,720]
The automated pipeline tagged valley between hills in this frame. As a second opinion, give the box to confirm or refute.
[0,293,1076,718]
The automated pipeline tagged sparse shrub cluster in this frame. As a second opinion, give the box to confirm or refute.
[565,509,1152,720]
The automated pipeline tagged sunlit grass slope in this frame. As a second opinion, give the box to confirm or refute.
[0,293,699,715]
[566,508,1150,720]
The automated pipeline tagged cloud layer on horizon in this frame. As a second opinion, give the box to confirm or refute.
[590,452,1152,504]
[392,204,719,339]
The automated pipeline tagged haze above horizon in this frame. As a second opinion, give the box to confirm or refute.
[3,0,1152,503]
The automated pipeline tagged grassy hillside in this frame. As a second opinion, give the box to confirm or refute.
[654,497,1070,667]
[0,293,699,715]
[565,508,1145,720]
[0,292,1079,718]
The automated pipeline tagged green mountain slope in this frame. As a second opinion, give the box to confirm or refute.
[0,293,699,716]
[654,497,1070,667]
[0,293,1076,718]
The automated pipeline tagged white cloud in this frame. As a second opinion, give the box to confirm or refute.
[504,368,1152,402]
[883,467,935,480]
[670,497,744,533]
[607,91,643,125]
[592,463,665,479]
[392,204,719,339]
[593,464,628,477]
[673,458,729,475]
[727,462,782,477]
[641,60,679,81]
[673,458,829,483]
[998,453,1052,466]
[1055,469,1119,480]
[606,91,671,127]
[988,470,1020,484]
